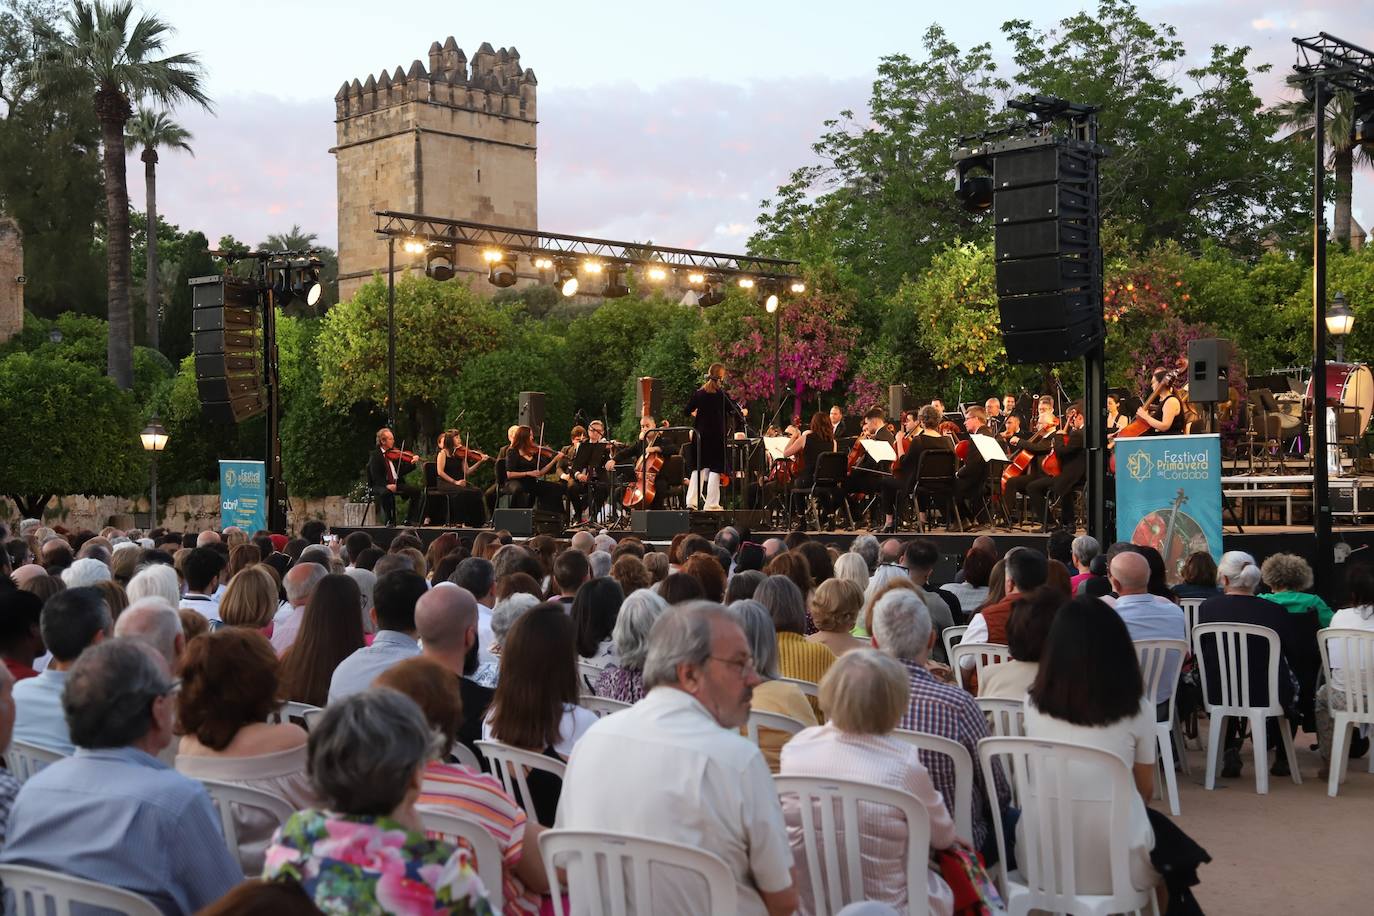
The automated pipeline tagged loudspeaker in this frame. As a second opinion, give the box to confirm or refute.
[889,385,909,420]
[518,392,545,432]
[631,510,690,539]
[1001,320,1105,364]
[190,274,264,423]
[491,508,563,537]
[1188,338,1232,402]
[635,377,662,421]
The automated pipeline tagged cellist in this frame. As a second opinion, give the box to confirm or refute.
[612,416,676,510]
[1027,403,1086,530]
[1003,407,1059,518]
[1132,367,1187,435]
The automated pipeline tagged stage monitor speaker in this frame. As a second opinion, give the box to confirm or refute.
[518,391,545,433]
[635,377,662,421]
[1188,337,1232,402]
[491,508,563,537]
[631,510,690,539]
[889,385,909,420]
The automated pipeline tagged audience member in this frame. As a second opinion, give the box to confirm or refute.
[943,546,995,615]
[0,589,44,681]
[795,541,835,587]
[113,597,184,669]
[92,579,128,621]
[556,601,799,916]
[588,549,613,579]
[833,552,870,597]
[327,570,426,703]
[643,550,670,583]
[551,549,591,607]
[273,563,328,654]
[572,577,624,666]
[849,534,880,574]
[730,599,817,771]
[780,649,957,913]
[278,574,365,708]
[978,587,1061,699]
[592,589,669,704]
[225,543,262,580]
[1070,535,1101,593]
[610,554,651,596]
[178,607,211,642]
[179,547,225,621]
[1174,551,1222,599]
[725,569,766,603]
[472,593,541,688]
[454,556,498,663]
[415,584,493,762]
[14,586,112,754]
[126,563,181,610]
[484,604,596,825]
[765,550,814,600]
[680,552,727,603]
[569,530,595,555]
[0,665,18,844]
[61,557,111,589]
[960,548,1047,676]
[1261,553,1334,627]
[734,541,766,574]
[0,639,240,912]
[756,575,836,686]
[1316,562,1374,777]
[174,629,316,873]
[218,565,279,630]
[658,571,705,605]
[806,578,866,657]
[1109,551,1186,705]
[262,689,490,912]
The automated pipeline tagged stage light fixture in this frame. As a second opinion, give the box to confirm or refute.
[289,260,324,304]
[482,248,504,263]
[1355,91,1374,151]
[533,256,554,271]
[426,246,457,282]
[687,271,706,285]
[954,155,994,213]
[486,250,516,288]
[790,280,806,294]
[403,238,427,255]
[583,261,604,275]
[647,264,668,282]
[556,259,579,297]
[765,293,779,313]
[697,274,726,307]
[603,265,630,299]
[737,277,755,290]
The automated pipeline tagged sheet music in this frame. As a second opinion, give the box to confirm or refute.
[860,439,897,463]
[970,434,1005,463]
[764,436,791,460]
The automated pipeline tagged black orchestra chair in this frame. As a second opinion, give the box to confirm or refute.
[493,456,535,511]
[789,450,851,530]
[910,449,961,532]
[421,461,448,525]
[655,454,687,509]
[983,459,1012,528]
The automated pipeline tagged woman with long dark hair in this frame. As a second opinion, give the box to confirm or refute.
[572,577,624,665]
[277,574,365,708]
[501,426,564,514]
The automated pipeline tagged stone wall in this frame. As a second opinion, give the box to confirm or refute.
[333,38,538,301]
[0,494,363,535]
[0,217,23,344]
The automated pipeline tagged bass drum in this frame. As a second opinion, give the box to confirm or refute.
[1307,363,1374,436]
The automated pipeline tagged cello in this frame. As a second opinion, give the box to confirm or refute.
[1000,415,1058,492]
[622,379,664,508]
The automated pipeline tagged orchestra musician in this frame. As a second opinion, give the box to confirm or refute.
[782,411,839,521]
[434,429,488,527]
[501,425,564,514]
[1004,406,1059,515]
[567,420,612,523]
[484,425,521,518]
[997,415,1023,451]
[1106,394,1129,436]
[611,415,678,510]
[954,406,992,526]
[685,363,731,511]
[829,405,850,440]
[843,406,896,526]
[878,406,953,533]
[367,427,423,526]
[1027,402,1086,530]
[983,397,1004,436]
[1134,368,1186,435]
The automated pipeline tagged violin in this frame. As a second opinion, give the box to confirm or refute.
[452,445,489,462]
[383,447,420,464]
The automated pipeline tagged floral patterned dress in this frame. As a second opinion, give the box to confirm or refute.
[264,809,492,915]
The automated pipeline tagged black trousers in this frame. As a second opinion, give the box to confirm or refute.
[1027,474,1080,528]
[506,478,564,514]
[567,479,610,518]
[437,482,486,526]
[374,483,422,526]
[954,469,987,521]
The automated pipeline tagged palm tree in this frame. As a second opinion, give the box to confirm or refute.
[263,225,319,252]
[126,107,192,351]
[34,1,209,389]
[1273,90,1374,248]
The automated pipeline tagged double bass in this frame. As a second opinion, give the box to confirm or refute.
[622,378,664,508]
[1110,363,1187,472]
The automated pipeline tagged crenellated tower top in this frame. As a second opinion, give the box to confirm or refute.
[334,37,537,122]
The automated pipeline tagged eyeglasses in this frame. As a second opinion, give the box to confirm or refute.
[709,654,756,678]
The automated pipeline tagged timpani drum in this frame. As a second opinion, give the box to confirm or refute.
[1307,362,1374,436]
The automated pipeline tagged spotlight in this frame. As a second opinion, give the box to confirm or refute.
[647,264,669,283]
[426,246,456,282]
[482,249,504,263]
[271,268,290,300]
[533,256,554,271]
[486,250,516,288]
[603,265,630,299]
[687,272,706,285]
[954,155,994,213]
[765,294,779,313]
[556,259,579,297]
[290,261,324,304]
[584,261,604,275]
[790,281,806,294]
[698,274,725,307]
[403,238,427,255]
[737,277,755,290]
[1355,90,1374,151]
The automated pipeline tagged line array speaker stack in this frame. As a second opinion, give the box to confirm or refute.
[190,275,264,423]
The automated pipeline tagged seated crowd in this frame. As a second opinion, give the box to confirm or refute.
[0,516,1363,914]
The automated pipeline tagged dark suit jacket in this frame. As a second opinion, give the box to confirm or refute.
[1196,594,1315,713]
[1052,428,1087,486]
[367,448,416,494]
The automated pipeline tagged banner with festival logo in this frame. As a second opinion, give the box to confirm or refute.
[219,460,267,534]
[1115,434,1222,583]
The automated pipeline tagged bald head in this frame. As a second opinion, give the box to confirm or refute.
[570,531,595,555]
[284,562,327,606]
[195,530,221,547]
[113,597,184,669]
[880,539,904,564]
[971,535,996,555]
[1109,551,1150,596]
[762,538,785,560]
[415,583,478,652]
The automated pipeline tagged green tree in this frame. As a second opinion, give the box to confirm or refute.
[125,107,192,350]
[316,273,510,446]
[0,351,144,517]
[33,0,209,389]
[161,229,212,364]
[263,225,317,251]
[563,295,679,427]
[1271,90,1374,249]
[617,308,702,439]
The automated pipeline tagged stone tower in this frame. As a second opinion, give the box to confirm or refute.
[332,38,538,299]
[0,217,23,343]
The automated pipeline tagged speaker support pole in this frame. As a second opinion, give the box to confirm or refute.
[1084,340,1108,543]
[1311,75,1334,600]
[261,273,286,532]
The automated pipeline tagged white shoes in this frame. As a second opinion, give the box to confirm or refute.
[703,503,725,512]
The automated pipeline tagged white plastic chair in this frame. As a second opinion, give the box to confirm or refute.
[1192,622,1302,794]
[778,676,820,699]
[417,805,506,911]
[449,740,481,770]
[774,775,932,916]
[577,660,605,695]
[540,828,738,916]
[270,700,324,729]
[1177,598,1204,645]
[581,695,633,718]
[0,864,162,916]
[979,737,1158,916]
[949,642,1010,691]
[4,740,67,783]
[475,738,566,827]
[197,779,296,876]
[744,708,809,747]
[977,697,1025,738]
[892,728,973,847]
[1134,638,1190,816]
[941,625,969,665]
[1317,627,1374,796]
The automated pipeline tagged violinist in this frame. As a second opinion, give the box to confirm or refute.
[997,415,1023,452]
[559,425,586,487]
[1027,403,1086,530]
[878,406,953,533]
[568,420,611,523]
[828,405,850,440]
[485,425,522,518]
[435,429,488,527]
[502,425,565,514]
[782,412,839,522]
[954,406,991,526]
[842,406,896,527]
[983,397,1004,437]
[367,427,422,526]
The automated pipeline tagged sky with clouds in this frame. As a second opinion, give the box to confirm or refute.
[131,0,1373,253]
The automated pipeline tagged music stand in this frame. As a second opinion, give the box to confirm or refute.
[571,441,610,526]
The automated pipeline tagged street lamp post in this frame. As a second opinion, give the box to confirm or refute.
[140,416,169,529]
[765,293,781,398]
[1326,291,1354,363]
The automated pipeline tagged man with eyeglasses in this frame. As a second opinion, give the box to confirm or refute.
[556,602,799,916]
[1,638,240,913]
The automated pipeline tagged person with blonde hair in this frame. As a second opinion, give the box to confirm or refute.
[218,565,279,629]
[807,579,866,657]
[833,552,870,595]
[1260,552,1333,627]
[780,649,956,914]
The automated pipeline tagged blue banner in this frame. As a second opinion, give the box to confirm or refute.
[1115,434,1222,584]
[220,460,267,534]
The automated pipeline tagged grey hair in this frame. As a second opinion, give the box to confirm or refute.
[612,589,669,670]
[63,638,173,749]
[642,601,733,690]
[126,564,182,609]
[297,545,333,569]
[849,535,880,573]
[490,593,540,646]
[308,688,435,816]
[755,575,807,635]
[1071,535,1101,565]
[589,550,613,579]
[114,598,183,668]
[594,534,617,554]
[833,553,870,592]
[872,589,932,661]
[61,558,111,588]
[728,599,780,679]
[284,562,328,604]
[1217,550,1261,592]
